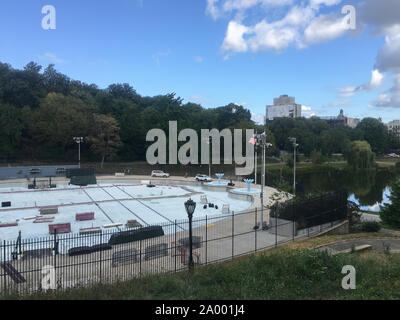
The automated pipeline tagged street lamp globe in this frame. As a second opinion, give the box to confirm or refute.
[184,198,196,218]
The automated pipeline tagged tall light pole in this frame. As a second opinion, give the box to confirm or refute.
[203,137,212,178]
[73,137,83,168]
[254,131,257,184]
[254,132,273,229]
[288,137,299,195]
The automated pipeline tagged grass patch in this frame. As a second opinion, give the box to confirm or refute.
[4,233,400,300]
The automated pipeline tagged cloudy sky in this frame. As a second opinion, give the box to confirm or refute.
[0,0,399,122]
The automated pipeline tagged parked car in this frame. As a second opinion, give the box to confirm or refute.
[29,168,41,175]
[388,153,400,158]
[195,174,212,182]
[151,170,170,178]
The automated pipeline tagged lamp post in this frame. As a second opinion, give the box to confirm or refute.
[203,137,212,178]
[288,137,299,195]
[184,198,196,270]
[254,133,273,229]
[73,137,83,168]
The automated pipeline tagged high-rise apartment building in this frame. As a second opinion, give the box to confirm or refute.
[265,95,302,121]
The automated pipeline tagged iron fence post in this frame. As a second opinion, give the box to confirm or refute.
[139,239,142,277]
[99,234,102,284]
[3,240,6,295]
[53,230,57,289]
[275,206,278,247]
[255,209,257,252]
[232,212,234,259]
[188,214,194,271]
[205,215,208,265]
[174,220,177,272]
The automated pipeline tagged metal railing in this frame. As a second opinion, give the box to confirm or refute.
[0,206,346,296]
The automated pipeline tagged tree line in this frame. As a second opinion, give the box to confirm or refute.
[0,61,398,166]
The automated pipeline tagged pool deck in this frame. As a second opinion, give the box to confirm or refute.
[0,175,293,294]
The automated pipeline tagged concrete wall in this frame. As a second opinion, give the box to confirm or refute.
[268,218,296,237]
[0,165,79,180]
[316,220,349,236]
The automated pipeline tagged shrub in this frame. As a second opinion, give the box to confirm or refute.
[347,201,362,231]
[360,221,381,232]
[396,162,400,169]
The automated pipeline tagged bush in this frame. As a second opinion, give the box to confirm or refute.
[347,201,362,231]
[396,162,400,169]
[360,221,381,232]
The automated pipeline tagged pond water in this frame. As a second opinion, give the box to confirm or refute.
[269,168,399,212]
[298,169,399,212]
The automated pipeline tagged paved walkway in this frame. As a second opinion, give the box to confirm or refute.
[360,213,381,223]
[316,238,400,254]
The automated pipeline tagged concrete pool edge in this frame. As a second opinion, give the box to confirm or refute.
[0,174,281,219]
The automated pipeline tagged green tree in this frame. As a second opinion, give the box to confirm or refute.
[380,180,400,228]
[30,93,92,158]
[356,118,389,154]
[0,104,23,159]
[346,140,376,170]
[87,114,123,168]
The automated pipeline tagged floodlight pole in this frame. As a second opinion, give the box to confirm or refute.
[289,137,298,195]
[209,136,212,178]
[255,133,271,230]
[73,137,83,168]
[204,136,212,178]
[254,131,257,184]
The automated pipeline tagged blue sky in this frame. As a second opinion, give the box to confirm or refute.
[0,0,399,122]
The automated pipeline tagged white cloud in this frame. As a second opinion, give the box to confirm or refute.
[152,50,172,65]
[301,105,317,117]
[223,0,293,12]
[309,0,342,7]
[211,1,353,56]
[302,13,349,46]
[190,95,203,100]
[322,100,350,108]
[372,74,400,108]
[339,69,384,98]
[248,20,298,52]
[375,26,400,74]
[41,52,66,64]
[251,112,265,124]
[370,69,384,87]
[358,0,400,108]
[206,0,221,19]
[207,0,294,19]
[194,56,204,63]
[234,101,249,106]
[372,93,391,108]
[222,21,250,54]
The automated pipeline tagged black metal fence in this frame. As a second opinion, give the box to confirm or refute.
[0,205,347,296]
[270,191,348,229]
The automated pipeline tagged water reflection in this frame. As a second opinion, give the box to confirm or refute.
[295,169,399,212]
